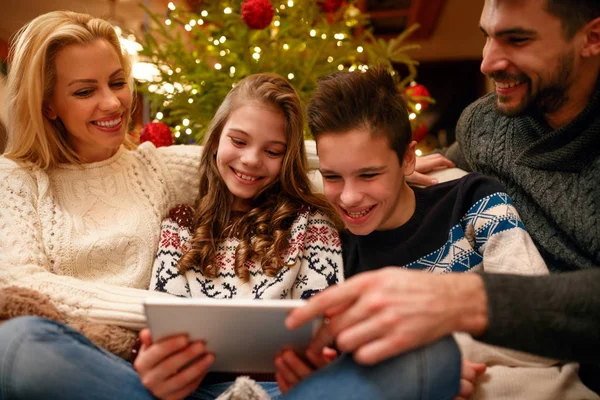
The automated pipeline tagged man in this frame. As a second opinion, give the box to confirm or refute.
[288,0,600,394]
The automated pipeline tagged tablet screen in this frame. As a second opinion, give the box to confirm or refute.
[144,298,320,373]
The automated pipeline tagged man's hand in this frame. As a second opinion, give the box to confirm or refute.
[407,153,455,186]
[286,268,488,365]
[274,347,337,394]
[133,329,215,400]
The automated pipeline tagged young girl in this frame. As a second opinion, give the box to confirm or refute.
[136,73,344,399]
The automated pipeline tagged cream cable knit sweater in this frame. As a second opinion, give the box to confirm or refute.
[0,142,202,329]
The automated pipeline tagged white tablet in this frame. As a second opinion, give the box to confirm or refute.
[143,297,321,373]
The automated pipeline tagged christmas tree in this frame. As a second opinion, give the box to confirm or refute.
[137,0,432,144]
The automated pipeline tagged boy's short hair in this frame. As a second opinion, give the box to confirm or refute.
[307,67,412,162]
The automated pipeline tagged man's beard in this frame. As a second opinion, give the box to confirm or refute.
[491,49,575,117]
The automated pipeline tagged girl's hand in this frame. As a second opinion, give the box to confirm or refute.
[454,358,486,400]
[133,328,215,400]
[274,346,337,394]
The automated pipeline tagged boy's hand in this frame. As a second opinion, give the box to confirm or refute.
[454,359,487,400]
[274,347,337,394]
[133,328,215,400]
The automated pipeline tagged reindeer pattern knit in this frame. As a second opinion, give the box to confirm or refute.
[0,143,203,329]
[150,206,344,300]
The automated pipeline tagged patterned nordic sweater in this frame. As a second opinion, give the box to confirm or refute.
[150,206,343,300]
[342,173,547,277]
[342,173,598,400]
[0,143,202,329]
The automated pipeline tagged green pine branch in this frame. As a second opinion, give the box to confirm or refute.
[136,0,426,143]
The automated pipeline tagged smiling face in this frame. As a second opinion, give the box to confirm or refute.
[45,39,132,163]
[317,129,416,235]
[216,102,287,211]
[480,0,580,116]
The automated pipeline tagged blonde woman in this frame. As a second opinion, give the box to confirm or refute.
[0,10,202,398]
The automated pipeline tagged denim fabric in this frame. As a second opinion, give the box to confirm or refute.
[0,316,154,400]
[0,317,459,400]
[0,317,281,400]
[285,336,461,400]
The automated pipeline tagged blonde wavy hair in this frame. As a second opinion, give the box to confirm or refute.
[4,11,135,169]
[178,73,341,281]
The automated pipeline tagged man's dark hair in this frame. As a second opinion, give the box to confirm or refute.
[307,67,412,162]
[545,0,600,39]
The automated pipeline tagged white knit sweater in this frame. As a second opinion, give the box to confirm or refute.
[0,142,202,329]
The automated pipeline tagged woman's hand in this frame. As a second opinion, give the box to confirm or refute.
[274,346,337,394]
[133,328,215,400]
[454,358,486,400]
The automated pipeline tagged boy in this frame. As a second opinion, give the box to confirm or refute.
[277,68,597,399]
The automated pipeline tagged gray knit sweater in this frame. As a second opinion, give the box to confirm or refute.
[456,88,600,272]
[453,87,600,383]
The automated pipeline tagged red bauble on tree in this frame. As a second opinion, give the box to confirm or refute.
[320,0,343,13]
[411,119,429,143]
[140,122,174,148]
[405,83,432,111]
[241,0,275,30]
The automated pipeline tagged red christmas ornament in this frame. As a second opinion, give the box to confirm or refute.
[411,119,429,143]
[320,0,343,13]
[140,122,174,148]
[185,0,205,12]
[241,0,275,30]
[405,83,432,111]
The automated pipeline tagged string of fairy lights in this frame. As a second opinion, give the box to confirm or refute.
[134,1,427,143]
[138,1,377,139]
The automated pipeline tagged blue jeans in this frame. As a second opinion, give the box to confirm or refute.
[0,317,460,399]
[286,336,460,400]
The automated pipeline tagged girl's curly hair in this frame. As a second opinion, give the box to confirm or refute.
[178,73,341,281]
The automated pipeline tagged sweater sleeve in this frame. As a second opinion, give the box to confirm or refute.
[0,159,169,329]
[457,179,568,367]
[465,178,600,362]
[154,143,203,206]
[477,269,600,363]
[444,141,471,172]
[470,193,549,278]
[149,210,192,298]
[291,211,344,300]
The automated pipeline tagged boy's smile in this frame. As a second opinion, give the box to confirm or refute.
[317,129,416,235]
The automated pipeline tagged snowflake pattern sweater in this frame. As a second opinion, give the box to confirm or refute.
[342,173,598,400]
[0,143,202,329]
[151,206,343,300]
